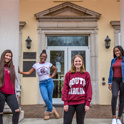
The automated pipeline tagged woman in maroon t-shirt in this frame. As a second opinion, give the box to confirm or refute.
[0,49,20,124]
[108,46,124,124]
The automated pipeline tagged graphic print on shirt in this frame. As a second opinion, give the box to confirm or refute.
[4,67,10,73]
[69,77,86,95]
[37,66,49,76]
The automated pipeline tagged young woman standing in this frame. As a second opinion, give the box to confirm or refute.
[18,49,59,120]
[0,49,20,124]
[108,46,124,124]
[62,54,92,124]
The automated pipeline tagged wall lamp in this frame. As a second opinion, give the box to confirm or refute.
[26,36,32,49]
[104,36,111,49]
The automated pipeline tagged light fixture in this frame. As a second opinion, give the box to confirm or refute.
[104,36,111,49]
[25,36,32,49]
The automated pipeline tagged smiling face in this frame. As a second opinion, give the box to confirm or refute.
[74,56,83,71]
[114,48,122,58]
[40,53,47,63]
[4,53,12,64]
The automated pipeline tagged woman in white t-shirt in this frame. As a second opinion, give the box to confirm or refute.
[18,49,59,120]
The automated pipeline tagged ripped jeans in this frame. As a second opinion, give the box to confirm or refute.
[39,78,54,111]
[0,92,20,124]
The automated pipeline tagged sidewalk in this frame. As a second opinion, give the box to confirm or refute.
[19,118,111,124]
[19,105,112,124]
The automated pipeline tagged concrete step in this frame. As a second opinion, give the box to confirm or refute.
[3,110,24,124]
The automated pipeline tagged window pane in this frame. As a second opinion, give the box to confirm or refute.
[71,51,86,69]
[50,51,64,98]
[47,36,88,46]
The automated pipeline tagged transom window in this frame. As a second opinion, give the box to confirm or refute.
[47,36,88,46]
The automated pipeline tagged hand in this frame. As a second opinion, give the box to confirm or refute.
[64,105,69,112]
[49,75,53,78]
[18,66,21,73]
[85,105,90,111]
[108,84,112,90]
[17,95,20,98]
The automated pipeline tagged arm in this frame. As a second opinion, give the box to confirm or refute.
[62,73,69,111]
[18,66,35,75]
[14,67,21,98]
[85,72,92,110]
[108,60,113,90]
[108,60,113,84]
[50,65,57,78]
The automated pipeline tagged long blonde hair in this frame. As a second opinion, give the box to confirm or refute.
[69,54,85,73]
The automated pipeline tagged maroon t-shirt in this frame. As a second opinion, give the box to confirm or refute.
[0,65,15,94]
[112,57,122,78]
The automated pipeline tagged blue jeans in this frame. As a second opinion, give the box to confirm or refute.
[39,78,54,111]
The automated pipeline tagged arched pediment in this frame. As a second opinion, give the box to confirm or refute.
[34,2,101,21]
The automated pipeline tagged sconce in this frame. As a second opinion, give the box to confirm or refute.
[25,36,32,49]
[104,36,111,49]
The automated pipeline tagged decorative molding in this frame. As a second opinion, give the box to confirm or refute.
[110,21,120,30]
[110,21,121,46]
[19,21,26,30]
[34,2,101,22]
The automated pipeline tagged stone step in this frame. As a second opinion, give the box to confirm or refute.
[3,110,24,124]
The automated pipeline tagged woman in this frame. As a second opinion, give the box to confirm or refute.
[18,49,59,120]
[108,45,124,124]
[62,54,92,124]
[0,49,20,124]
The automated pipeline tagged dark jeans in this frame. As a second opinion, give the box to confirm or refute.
[112,78,124,117]
[64,104,85,124]
[0,92,20,124]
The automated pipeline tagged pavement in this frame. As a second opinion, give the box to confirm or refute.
[19,105,113,124]
[19,118,112,124]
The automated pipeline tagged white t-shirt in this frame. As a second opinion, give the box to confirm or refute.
[32,62,53,81]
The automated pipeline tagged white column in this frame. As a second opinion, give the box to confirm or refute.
[0,0,19,68]
[0,0,20,112]
[120,0,124,48]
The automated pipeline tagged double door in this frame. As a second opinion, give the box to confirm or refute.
[47,47,90,104]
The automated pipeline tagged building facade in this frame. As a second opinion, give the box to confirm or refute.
[1,0,123,106]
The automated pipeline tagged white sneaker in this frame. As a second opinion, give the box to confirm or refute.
[112,119,117,124]
[117,119,122,124]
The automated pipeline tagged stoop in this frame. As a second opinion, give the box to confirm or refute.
[3,110,24,124]
[3,104,24,124]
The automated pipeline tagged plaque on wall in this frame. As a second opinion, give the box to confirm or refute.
[23,52,36,59]
[23,61,36,77]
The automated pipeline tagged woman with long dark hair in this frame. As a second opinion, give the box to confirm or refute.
[108,45,124,124]
[0,49,20,124]
[18,49,59,120]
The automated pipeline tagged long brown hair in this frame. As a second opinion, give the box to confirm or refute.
[0,49,15,87]
[69,54,85,73]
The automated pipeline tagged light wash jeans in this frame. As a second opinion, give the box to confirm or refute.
[39,78,54,111]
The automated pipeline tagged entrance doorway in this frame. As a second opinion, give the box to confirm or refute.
[46,36,90,104]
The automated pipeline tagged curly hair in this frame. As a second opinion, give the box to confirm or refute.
[113,45,124,58]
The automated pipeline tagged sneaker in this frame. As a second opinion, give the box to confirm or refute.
[117,119,122,124]
[112,118,117,124]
